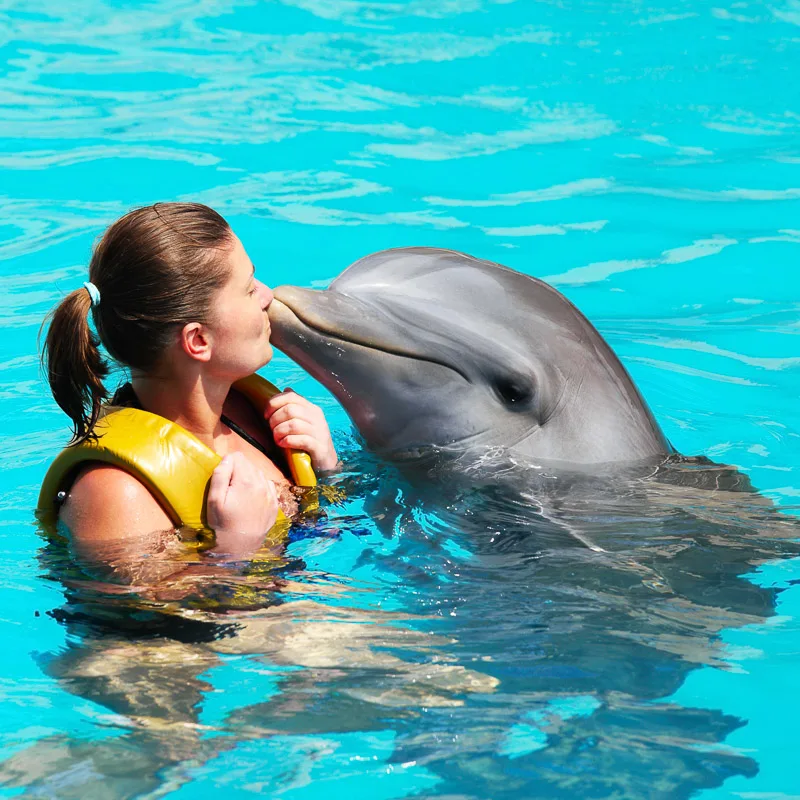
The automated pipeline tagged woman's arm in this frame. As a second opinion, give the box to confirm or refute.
[61,456,279,585]
[60,464,191,585]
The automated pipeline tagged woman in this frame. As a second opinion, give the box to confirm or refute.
[42,202,337,569]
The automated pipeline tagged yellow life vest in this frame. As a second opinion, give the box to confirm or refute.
[37,374,316,534]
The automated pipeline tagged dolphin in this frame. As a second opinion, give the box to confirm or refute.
[268,247,673,465]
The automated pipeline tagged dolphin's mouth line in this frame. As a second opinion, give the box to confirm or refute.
[271,298,472,384]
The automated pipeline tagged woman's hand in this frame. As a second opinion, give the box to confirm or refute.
[265,388,338,472]
[207,451,279,559]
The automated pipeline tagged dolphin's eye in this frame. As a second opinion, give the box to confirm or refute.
[494,378,534,409]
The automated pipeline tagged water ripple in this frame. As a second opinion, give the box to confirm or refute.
[0,145,220,170]
[2,0,800,796]
[543,237,738,286]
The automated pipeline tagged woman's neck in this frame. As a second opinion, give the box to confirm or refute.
[131,373,232,449]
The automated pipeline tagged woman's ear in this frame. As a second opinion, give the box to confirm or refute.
[180,322,213,363]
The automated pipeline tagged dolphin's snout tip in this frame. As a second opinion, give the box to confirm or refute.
[270,284,321,315]
[271,284,292,306]
[266,293,296,333]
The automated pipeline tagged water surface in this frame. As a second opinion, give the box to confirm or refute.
[1,0,800,797]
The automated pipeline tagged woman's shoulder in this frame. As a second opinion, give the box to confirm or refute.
[61,463,174,541]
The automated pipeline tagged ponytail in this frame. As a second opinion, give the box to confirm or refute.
[41,288,109,444]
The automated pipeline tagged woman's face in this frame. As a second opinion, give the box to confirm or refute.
[207,234,274,380]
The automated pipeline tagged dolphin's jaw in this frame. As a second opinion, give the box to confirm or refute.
[271,295,574,460]
[270,290,472,384]
[269,296,485,453]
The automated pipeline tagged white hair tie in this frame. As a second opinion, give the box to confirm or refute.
[83,281,101,308]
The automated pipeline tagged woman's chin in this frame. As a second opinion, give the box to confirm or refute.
[234,343,273,378]
[259,343,274,368]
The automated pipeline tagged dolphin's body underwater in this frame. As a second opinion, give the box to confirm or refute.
[269,247,673,466]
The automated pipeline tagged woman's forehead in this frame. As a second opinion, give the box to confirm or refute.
[227,235,254,276]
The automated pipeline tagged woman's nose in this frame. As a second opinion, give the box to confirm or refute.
[257,280,273,310]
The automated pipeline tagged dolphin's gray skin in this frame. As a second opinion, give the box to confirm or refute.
[268,247,672,465]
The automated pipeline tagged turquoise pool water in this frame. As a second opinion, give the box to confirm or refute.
[2,0,800,797]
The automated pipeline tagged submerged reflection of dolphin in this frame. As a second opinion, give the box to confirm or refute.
[332,451,798,798]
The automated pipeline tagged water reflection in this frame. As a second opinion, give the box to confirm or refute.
[5,453,798,798]
[2,0,800,794]
[338,453,799,796]
[1,499,494,796]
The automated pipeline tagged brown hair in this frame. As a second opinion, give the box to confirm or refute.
[42,202,234,443]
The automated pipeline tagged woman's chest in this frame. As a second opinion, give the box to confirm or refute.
[219,393,298,517]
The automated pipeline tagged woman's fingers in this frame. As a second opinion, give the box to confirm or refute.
[272,420,325,454]
[264,389,338,471]
[207,454,234,526]
[271,418,313,438]
[273,434,320,454]
[207,450,280,559]
[265,392,321,422]
[266,404,307,430]
[227,449,260,490]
